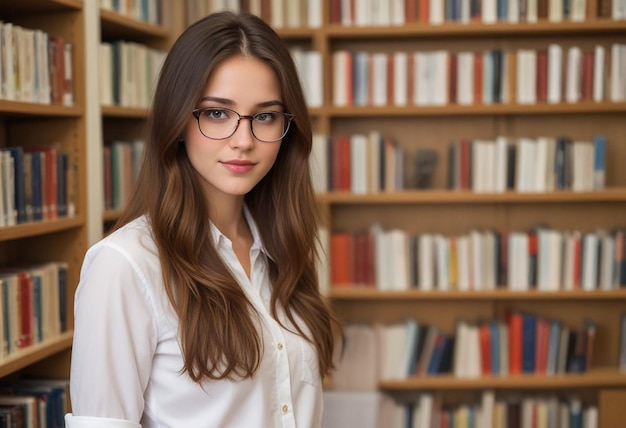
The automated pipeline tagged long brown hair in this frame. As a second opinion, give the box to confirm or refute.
[116,11,336,382]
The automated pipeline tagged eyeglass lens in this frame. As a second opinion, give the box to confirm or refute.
[196,108,291,142]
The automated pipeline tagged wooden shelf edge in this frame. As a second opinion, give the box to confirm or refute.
[328,288,626,301]
[0,215,85,242]
[101,105,150,118]
[323,102,626,117]
[0,332,73,378]
[317,189,626,205]
[50,0,82,10]
[379,370,626,390]
[103,209,123,222]
[326,20,626,38]
[100,8,169,39]
[0,100,82,117]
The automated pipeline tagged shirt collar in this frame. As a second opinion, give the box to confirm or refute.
[208,204,271,260]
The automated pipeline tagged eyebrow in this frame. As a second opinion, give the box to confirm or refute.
[198,96,285,109]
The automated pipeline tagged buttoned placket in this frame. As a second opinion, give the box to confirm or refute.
[222,238,297,428]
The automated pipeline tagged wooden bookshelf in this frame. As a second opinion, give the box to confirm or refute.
[0,0,87,379]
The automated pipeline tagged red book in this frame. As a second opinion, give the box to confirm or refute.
[406,0,418,21]
[260,0,272,23]
[48,36,66,105]
[508,312,523,374]
[330,233,353,287]
[573,235,581,289]
[24,146,59,220]
[479,323,492,375]
[581,51,595,100]
[536,50,548,102]
[474,54,483,105]
[448,53,458,104]
[419,0,430,23]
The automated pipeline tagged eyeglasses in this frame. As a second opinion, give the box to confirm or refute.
[192,107,295,142]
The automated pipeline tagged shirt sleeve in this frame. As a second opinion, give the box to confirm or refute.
[65,414,141,428]
[69,243,158,422]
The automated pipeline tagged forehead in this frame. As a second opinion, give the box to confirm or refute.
[202,55,282,106]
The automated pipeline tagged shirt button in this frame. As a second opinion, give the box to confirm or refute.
[282,405,289,414]
[277,343,283,350]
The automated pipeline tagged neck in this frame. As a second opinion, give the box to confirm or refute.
[208,196,249,242]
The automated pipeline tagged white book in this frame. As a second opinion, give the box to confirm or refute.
[460,0,471,22]
[456,234,471,291]
[435,235,450,290]
[371,0,391,26]
[581,232,599,290]
[390,229,410,290]
[548,0,564,21]
[584,406,599,428]
[508,0,520,22]
[390,0,406,25]
[516,138,537,193]
[249,0,262,16]
[354,0,370,26]
[483,0,498,23]
[598,231,615,290]
[371,53,388,106]
[470,230,483,290]
[429,0,445,24]
[483,51,494,105]
[310,134,328,193]
[1,23,16,101]
[612,0,626,19]
[534,137,550,192]
[432,51,448,105]
[285,0,301,27]
[592,45,605,102]
[350,134,368,194]
[307,0,322,27]
[570,0,587,20]
[367,131,382,192]
[547,44,563,104]
[341,0,353,25]
[392,52,408,106]
[483,232,497,290]
[271,0,285,28]
[418,233,435,290]
[36,30,51,104]
[305,51,323,108]
[333,50,351,106]
[415,52,430,105]
[566,46,582,103]
[508,232,530,291]
[2,151,15,226]
[526,0,538,21]
[610,44,625,102]
[457,52,475,105]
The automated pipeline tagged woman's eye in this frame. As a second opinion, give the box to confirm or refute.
[255,112,277,122]
[203,109,228,119]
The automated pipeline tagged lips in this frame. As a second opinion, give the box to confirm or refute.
[221,160,255,173]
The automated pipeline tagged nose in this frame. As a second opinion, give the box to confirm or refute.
[229,116,255,150]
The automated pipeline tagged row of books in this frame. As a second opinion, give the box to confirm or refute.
[0,22,73,106]
[382,391,597,428]
[332,44,626,107]
[0,262,68,359]
[98,41,166,109]
[334,313,598,391]
[310,131,607,194]
[331,0,626,26]
[0,146,73,228]
[184,0,323,28]
[447,135,606,193]
[328,226,626,292]
[0,378,69,428]
[311,132,405,194]
[103,140,144,211]
[99,0,163,25]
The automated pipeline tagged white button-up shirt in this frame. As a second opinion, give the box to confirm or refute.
[66,210,322,428]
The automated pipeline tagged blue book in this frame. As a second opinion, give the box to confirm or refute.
[490,320,500,375]
[31,274,42,343]
[522,314,537,373]
[56,152,68,217]
[426,333,447,375]
[58,263,68,332]
[30,151,43,221]
[4,147,26,224]
[593,135,606,190]
[570,399,583,428]
[546,320,561,375]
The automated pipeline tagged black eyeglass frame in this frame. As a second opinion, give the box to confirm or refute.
[191,107,296,143]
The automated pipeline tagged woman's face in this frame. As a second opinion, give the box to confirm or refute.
[184,55,284,204]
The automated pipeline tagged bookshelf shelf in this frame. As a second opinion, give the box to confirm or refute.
[379,370,626,391]
[0,332,74,378]
[329,288,626,301]
[102,209,123,223]
[100,8,168,40]
[319,189,626,204]
[276,27,317,40]
[101,105,150,118]
[0,0,82,15]
[326,20,626,39]
[0,100,82,117]
[323,102,626,117]
[0,216,85,242]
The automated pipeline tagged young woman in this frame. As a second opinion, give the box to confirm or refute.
[66,11,336,428]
